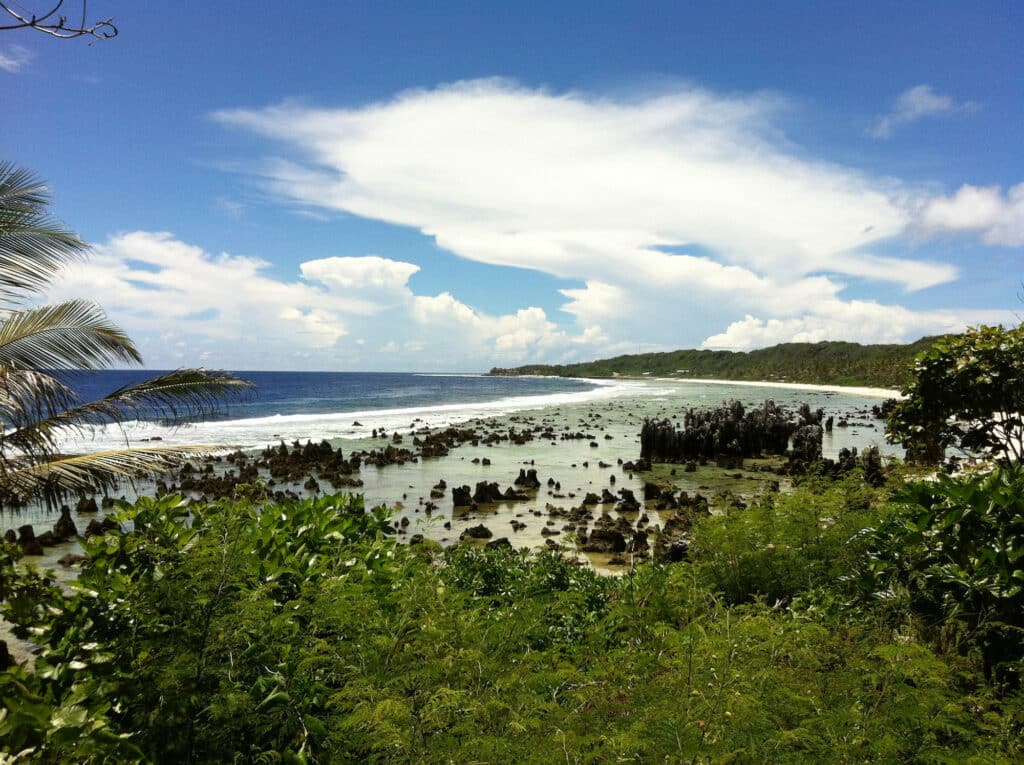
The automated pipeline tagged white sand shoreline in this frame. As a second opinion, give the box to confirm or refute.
[513,373,900,398]
[642,376,903,399]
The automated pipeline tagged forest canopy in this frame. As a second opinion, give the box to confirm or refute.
[489,337,942,388]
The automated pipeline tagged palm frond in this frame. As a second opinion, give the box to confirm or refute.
[0,366,80,431]
[0,299,142,369]
[0,444,224,501]
[4,369,254,454]
[0,162,89,305]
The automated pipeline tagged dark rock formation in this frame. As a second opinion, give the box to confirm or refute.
[53,506,77,540]
[514,468,541,489]
[641,400,800,464]
[84,516,120,538]
[472,482,505,504]
[579,527,626,553]
[452,485,473,507]
[790,425,823,465]
[17,524,43,555]
[460,524,493,540]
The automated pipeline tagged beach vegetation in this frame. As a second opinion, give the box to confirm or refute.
[886,323,1024,464]
[3,478,1024,762]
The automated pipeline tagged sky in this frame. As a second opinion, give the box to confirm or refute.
[3,1,1023,371]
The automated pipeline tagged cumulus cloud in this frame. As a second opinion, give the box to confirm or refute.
[301,255,419,290]
[300,255,420,313]
[411,292,600,362]
[43,231,593,370]
[920,183,1024,246]
[868,84,976,139]
[703,302,1016,350]
[0,44,31,73]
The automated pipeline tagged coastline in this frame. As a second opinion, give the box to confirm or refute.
[643,376,903,399]
[503,373,903,400]
[50,374,898,456]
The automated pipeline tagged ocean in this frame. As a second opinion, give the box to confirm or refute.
[54,370,631,452]
[50,369,897,460]
[8,369,900,579]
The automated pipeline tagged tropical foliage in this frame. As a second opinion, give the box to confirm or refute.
[0,163,250,507]
[491,336,939,388]
[887,324,1024,464]
[861,466,1024,687]
[2,478,1024,763]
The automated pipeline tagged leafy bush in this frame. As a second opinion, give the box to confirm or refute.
[887,324,1024,464]
[861,467,1024,687]
[3,488,1023,762]
[690,474,887,605]
[0,493,403,762]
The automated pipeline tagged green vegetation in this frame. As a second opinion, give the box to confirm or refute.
[887,324,1024,464]
[0,164,250,507]
[1,327,1022,762]
[491,337,940,388]
[2,470,1023,762]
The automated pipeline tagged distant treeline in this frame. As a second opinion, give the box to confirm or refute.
[489,337,942,388]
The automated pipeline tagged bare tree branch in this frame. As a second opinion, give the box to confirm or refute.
[0,1,116,40]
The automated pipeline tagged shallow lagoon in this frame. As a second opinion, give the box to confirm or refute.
[4,378,896,567]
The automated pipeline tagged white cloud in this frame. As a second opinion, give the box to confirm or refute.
[868,84,976,139]
[278,307,347,347]
[43,231,594,370]
[0,44,31,73]
[206,79,1007,357]
[920,183,1024,246]
[560,281,628,320]
[410,292,593,363]
[300,255,419,290]
[703,303,1017,350]
[215,80,924,293]
[300,255,419,313]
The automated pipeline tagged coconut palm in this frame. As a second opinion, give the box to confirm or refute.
[0,162,252,507]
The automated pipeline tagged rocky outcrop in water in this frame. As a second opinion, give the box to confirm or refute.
[640,400,828,467]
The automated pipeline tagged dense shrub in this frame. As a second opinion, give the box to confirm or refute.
[861,466,1024,687]
[2,487,1023,762]
[887,324,1024,464]
[689,473,887,605]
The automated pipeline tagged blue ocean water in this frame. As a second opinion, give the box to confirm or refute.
[51,371,895,458]
[61,370,599,421]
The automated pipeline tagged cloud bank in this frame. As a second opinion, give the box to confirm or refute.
[45,231,596,370]
[206,79,1015,357]
[46,80,1017,370]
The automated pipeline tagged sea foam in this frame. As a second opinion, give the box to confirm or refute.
[54,378,653,453]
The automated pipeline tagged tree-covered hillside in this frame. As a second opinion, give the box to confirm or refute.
[491,337,942,388]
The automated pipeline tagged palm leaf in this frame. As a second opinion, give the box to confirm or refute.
[0,366,80,431]
[0,162,89,305]
[4,368,254,454]
[0,444,226,501]
[0,299,141,369]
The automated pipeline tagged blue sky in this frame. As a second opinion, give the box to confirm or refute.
[3,1,1022,370]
